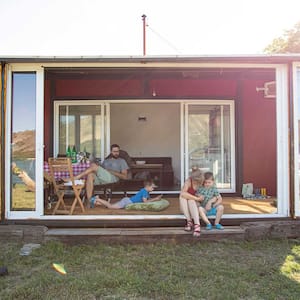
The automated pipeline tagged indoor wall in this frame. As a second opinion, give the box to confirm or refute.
[110,102,181,184]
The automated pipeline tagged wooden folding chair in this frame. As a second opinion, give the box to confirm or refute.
[48,157,85,215]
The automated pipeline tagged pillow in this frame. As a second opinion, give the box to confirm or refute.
[125,199,170,211]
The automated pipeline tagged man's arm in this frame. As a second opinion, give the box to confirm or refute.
[107,168,128,180]
[103,158,129,180]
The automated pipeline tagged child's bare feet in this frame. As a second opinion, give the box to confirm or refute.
[95,197,110,208]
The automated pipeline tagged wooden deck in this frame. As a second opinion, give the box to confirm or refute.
[45,196,277,215]
[2,220,300,244]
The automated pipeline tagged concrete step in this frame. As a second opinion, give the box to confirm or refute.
[44,226,246,244]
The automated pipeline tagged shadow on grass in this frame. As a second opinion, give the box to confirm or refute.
[0,239,300,299]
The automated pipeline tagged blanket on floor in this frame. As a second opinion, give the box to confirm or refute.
[125,199,170,211]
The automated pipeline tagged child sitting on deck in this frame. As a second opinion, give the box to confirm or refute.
[90,179,162,209]
[197,172,224,230]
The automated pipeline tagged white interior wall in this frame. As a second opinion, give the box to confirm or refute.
[110,103,181,184]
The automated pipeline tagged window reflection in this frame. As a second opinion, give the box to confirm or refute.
[11,73,36,210]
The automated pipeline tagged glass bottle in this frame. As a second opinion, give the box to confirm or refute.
[66,145,71,158]
[71,145,77,163]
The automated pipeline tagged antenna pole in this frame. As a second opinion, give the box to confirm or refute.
[142,14,147,56]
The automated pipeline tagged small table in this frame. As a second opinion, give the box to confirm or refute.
[130,163,163,187]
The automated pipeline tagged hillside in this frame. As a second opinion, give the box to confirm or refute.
[12,130,35,159]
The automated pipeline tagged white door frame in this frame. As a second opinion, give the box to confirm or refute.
[276,65,289,216]
[4,62,290,219]
[5,65,44,219]
[53,99,236,193]
[293,63,300,217]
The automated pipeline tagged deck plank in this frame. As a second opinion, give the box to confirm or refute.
[45,226,246,243]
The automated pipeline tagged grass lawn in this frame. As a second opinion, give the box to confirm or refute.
[1,239,300,299]
[12,183,35,210]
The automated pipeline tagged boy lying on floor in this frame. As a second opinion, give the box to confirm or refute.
[90,179,162,209]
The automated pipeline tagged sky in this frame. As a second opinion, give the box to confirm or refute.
[1,0,300,56]
[12,73,36,132]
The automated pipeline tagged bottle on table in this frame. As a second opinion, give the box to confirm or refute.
[66,145,71,158]
[71,145,77,163]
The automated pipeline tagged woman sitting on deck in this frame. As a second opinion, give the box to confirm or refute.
[179,168,204,238]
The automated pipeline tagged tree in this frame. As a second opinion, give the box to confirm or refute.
[264,22,300,53]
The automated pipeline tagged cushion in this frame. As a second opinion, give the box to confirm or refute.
[125,199,170,211]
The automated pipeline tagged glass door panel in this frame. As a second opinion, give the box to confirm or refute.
[11,73,36,211]
[186,102,235,192]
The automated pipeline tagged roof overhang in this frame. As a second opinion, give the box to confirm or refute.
[1,54,300,64]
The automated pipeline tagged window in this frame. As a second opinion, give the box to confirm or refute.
[55,103,103,158]
[186,102,235,192]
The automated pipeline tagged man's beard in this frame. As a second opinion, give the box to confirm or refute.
[112,154,119,159]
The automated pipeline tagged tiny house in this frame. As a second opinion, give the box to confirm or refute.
[1,55,300,225]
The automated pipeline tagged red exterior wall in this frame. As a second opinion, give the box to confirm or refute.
[242,79,276,196]
[55,79,143,98]
[149,79,237,97]
[44,74,277,195]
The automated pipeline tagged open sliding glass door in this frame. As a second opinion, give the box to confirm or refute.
[5,65,44,219]
[184,101,235,193]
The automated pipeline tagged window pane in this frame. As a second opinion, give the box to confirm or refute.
[188,104,232,190]
[58,107,75,154]
[11,73,36,211]
[58,105,102,157]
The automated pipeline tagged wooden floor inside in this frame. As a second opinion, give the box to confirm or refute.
[45,196,277,215]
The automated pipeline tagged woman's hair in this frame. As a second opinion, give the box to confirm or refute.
[190,167,204,183]
[204,171,214,181]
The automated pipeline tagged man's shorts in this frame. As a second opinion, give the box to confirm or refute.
[93,166,118,185]
[206,207,217,216]
[116,197,132,208]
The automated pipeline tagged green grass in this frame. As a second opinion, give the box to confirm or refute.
[1,239,300,299]
[12,184,35,210]
[0,184,35,214]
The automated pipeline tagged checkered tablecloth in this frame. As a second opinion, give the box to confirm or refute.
[44,161,90,180]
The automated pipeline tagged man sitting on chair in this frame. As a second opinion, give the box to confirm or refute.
[74,144,129,204]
